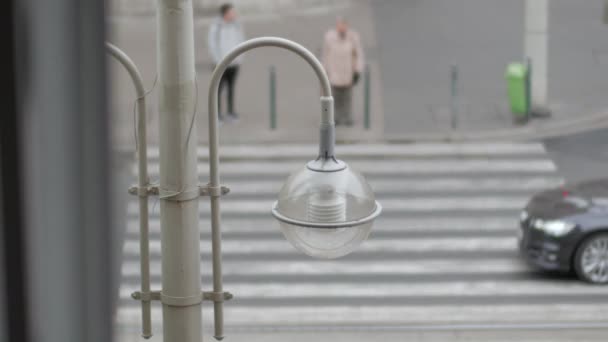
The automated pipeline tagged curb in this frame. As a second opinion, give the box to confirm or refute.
[384,110,608,143]
[108,0,349,18]
[111,111,608,154]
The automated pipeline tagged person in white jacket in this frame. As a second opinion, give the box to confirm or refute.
[322,17,365,126]
[208,3,245,122]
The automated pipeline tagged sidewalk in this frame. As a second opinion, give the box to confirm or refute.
[107,0,383,151]
[371,0,608,142]
[107,0,608,151]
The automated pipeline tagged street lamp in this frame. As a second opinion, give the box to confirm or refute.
[121,36,381,342]
[210,39,381,260]
[207,37,382,338]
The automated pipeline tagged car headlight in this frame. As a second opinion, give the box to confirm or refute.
[533,219,576,237]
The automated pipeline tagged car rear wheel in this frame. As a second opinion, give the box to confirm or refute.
[574,233,608,284]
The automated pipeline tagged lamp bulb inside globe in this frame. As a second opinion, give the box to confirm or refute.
[307,187,346,223]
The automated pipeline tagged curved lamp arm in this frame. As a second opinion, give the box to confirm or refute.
[106,43,147,96]
[206,37,334,340]
[105,42,152,339]
[207,37,335,170]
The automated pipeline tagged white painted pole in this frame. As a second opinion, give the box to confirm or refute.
[206,37,333,340]
[524,0,549,107]
[157,0,202,341]
[105,42,152,339]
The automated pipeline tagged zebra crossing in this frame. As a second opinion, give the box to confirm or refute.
[115,142,608,337]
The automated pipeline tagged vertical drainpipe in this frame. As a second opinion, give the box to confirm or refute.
[156,0,202,341]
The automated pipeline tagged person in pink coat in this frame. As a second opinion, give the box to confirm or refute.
[322,16,365,126]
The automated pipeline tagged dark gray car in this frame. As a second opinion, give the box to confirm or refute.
[519,178,608,284]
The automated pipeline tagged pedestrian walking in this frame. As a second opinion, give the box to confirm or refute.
[321,17,365,126]
[208,3,245,122]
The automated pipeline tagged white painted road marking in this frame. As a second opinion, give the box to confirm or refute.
[120,259,530,277]
[118,279,608,299]
[127,197,530,215]
[145,143,549,160]
[117,142,581,332]
[136,159,557,176]
[121,237,517,256]
[125,217,520,234]
[116,304,608,326]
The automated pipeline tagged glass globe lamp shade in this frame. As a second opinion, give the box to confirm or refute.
[272,159,381,259]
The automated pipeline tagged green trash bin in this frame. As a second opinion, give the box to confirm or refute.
[505,63,529,118]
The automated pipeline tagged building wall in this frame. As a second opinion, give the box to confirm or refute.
[108,0,346,16]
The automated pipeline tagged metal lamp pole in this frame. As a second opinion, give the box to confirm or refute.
[124,34,383,341]
[156,0,202,341]
[124,1,367,336]
[105,42,152,338]
[206,37,334,340]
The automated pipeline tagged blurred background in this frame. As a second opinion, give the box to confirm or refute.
[3,1,608,342]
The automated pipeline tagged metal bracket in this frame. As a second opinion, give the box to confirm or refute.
[203,291,234,302]
[131,291,160,302]
[129,184,230,198]
[200,184,230,197]
[132,290,233,305]
[161,293,203,307]
[128,184,158,197]
[159,187,200,202]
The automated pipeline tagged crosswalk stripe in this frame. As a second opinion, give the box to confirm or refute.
[135,159,557,176]
[129,177,562,196]
[127,197,528,216]
[125,217,520,234]
[121,237,517,256]
[117,142,574,333]
[234,177,562,194]
[120,259,528,277]
[117,279,608,300]
[115,304,608,326]
[144,143,549,160]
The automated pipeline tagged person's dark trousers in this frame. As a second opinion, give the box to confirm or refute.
[218,65,239,118]
[332,85,353,126]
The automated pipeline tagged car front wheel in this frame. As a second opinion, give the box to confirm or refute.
[574,233,608,284]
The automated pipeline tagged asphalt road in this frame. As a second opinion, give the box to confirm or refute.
[544,128,608,183]
[373,0,608,135]
[115,142,608,342]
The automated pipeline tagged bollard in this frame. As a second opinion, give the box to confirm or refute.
[525,57,532,119]
[270,66,277,130]
[450,65,459,130]
[363,64,371,130]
